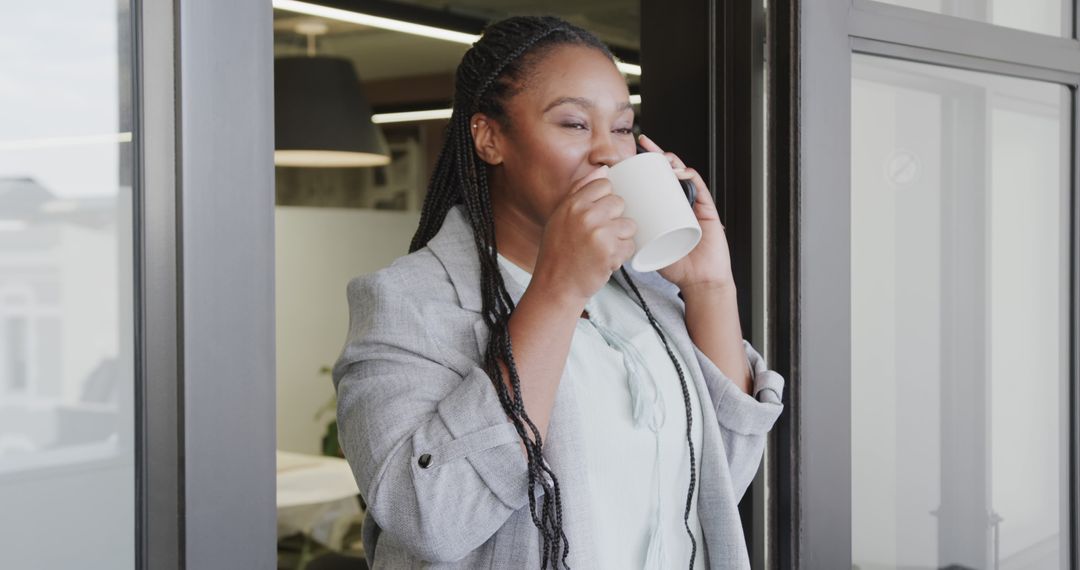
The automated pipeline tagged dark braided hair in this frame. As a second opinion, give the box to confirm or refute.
[409,15,699,569]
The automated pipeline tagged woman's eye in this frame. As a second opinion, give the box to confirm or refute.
[562,122,588,130]
[613,128,634,135]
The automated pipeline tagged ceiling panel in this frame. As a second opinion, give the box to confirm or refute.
[273,0,638,82]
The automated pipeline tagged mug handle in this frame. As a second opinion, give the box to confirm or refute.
[635,144,696,206]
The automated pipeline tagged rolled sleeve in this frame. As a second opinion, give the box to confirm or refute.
[697,339,784,435]
[432,366,532,510]
[332,271,534,562]
[694,339,785,498]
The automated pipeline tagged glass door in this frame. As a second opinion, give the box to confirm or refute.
[0,1,137,567]
[782,0,1079,568]
[851,54,1071,570]
[0,0,278,567]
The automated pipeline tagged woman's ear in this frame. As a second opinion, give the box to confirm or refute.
[470,113,504,165]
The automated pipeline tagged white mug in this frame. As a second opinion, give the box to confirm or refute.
[607,152,702,272]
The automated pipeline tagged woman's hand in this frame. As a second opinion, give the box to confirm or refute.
[637,133,735,294]
[531,166,638,308]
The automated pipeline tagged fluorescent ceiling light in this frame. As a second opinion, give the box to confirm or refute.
[273,0,478,44]
[274,149,391,167]
[271,0,643,76]
[372,108,453,124]
[0,132,132,151]
[372,95,642,125]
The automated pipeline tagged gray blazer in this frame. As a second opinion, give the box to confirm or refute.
[332,205,785,569]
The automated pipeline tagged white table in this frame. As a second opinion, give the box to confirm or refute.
[276,450,363,551]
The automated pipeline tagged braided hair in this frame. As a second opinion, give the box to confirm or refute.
[409,16,699,569]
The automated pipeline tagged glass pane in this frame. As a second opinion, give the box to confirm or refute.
[0,1,136,568]
[851,54,1070,570]
[874,0,1070,37]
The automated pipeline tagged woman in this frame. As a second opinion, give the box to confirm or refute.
[332,15,784,570]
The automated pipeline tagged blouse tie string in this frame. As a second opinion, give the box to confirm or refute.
[584,300,668,570]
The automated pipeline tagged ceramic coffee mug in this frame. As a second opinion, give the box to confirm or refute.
[607,152,702,272]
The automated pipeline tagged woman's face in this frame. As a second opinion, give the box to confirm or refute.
[482,44,636,226]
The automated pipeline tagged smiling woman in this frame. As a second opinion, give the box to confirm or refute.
[331,15,784,570]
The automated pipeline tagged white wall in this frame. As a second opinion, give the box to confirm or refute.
[275,206,421,454]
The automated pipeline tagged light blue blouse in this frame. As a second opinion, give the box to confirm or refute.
[497,254,708,570]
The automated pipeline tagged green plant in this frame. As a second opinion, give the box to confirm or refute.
[314,366,343,457]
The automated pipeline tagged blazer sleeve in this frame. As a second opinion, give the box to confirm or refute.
[693,339,784,500]
[332,269,534,563]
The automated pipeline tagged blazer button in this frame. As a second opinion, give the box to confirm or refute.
[418,453,432,468]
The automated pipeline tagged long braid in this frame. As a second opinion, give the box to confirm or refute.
[409,16,700,570]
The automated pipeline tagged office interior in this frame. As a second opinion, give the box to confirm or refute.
[0,0,1075,569]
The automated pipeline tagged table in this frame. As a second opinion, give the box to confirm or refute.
[276,450,363,552]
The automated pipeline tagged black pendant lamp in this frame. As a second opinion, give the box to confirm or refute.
[274,25,390,167]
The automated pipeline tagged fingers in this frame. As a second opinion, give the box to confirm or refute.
[665,152,687,171]
[593,192,625,218]
[581,194,637,271]
[611,236,636,270]
[587,217,636,272]
[570,165,610,194]
[680,167,710,203]
[604,216,637,271]
[573,177,614,203]
[612,216,637,239]
[637,133,663,153]
[639,133,688,171]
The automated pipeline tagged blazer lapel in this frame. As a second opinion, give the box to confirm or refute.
[426,205,528,359]
[426,208,700,388]
[427,207,698,377]
[425,205,526,313]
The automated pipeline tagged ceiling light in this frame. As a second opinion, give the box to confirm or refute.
[271,0,642,76]
[372,109,453,124]
[372,95,642,125]
[275,22,390,168]
[273,0,478,44]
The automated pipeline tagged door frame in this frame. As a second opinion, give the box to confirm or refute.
[640,0,771,565]
[136,0,278,567]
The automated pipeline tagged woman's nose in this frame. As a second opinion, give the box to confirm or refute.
[588,132,621,167]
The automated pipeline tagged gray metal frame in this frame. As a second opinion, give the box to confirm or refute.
[136,0,277,567]
[135,0,182,567]
[175,0,277,567]
[1072,86,1080,570]
[796,0,853,566]
[793,0,1080,567]
[850,0,1080,75]
[641,1,771,563]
